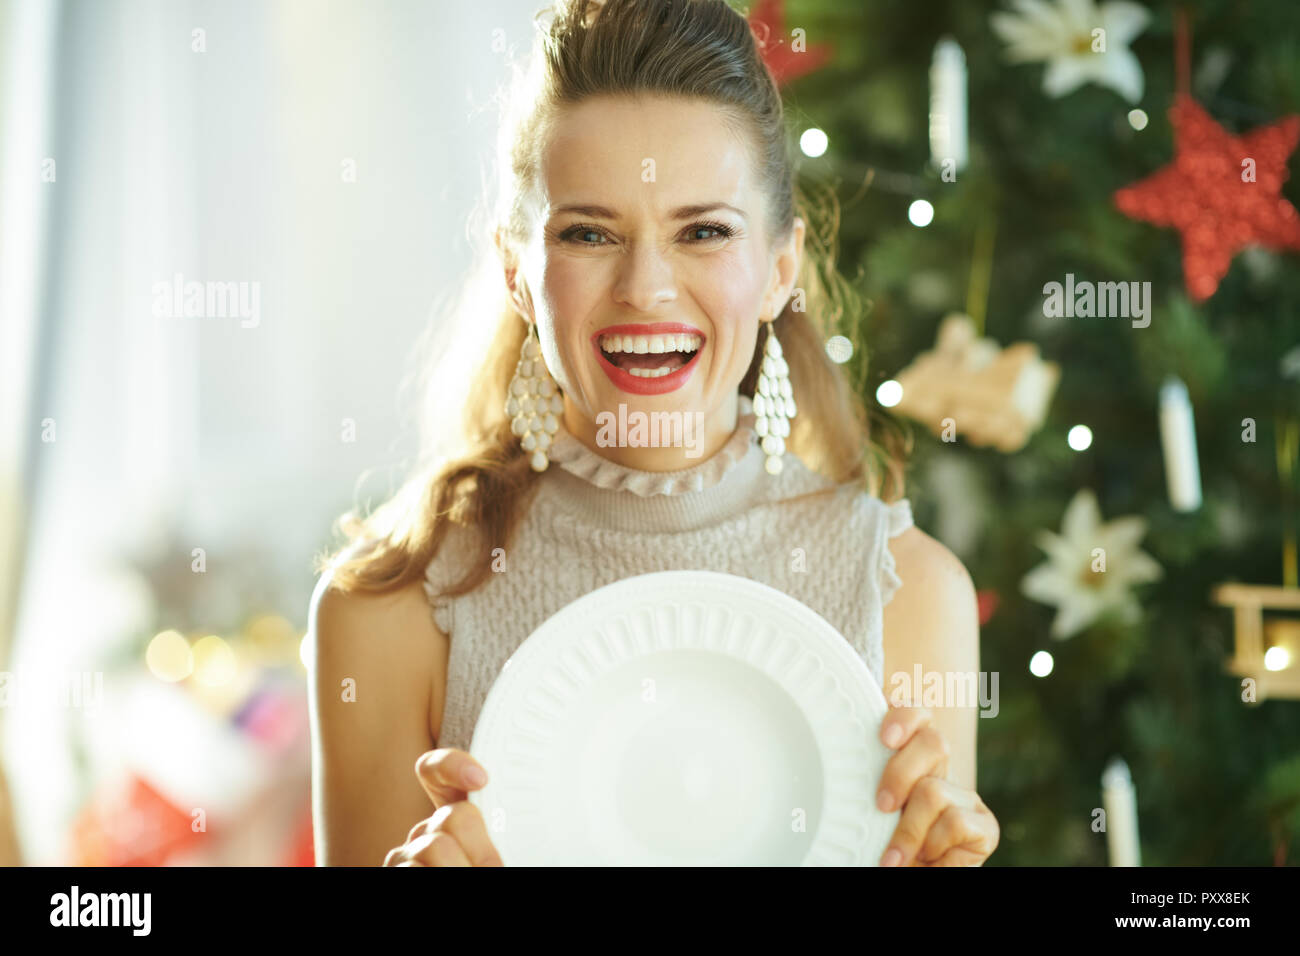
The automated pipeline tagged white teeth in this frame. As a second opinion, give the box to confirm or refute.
[627,366,676,378]
[599,332,703,353]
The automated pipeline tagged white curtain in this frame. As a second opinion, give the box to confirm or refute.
[0,0,62,868]
[4,0,534,864]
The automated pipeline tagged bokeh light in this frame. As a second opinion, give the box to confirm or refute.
[799,127,828,157]
[908,199,935,227]
[876,379,903,407]
[825,335,853,364]
[191,634,237,686]
[145,629,193,682]
[1029,650,1054,677]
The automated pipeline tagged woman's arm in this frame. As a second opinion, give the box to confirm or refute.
[307,573,450,865]
[880,525,980,791]
[876,524,997,865]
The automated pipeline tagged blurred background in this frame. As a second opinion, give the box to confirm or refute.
[1,0,1298,866]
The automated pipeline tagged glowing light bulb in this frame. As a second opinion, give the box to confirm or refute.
[800,127,828,157]
[1029,650,1054,677]
[876,380,903,407]
[908,199,934,227]
[1264,646,1291,672]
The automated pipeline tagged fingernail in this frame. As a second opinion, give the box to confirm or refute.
[883,724,903,748]
[877,789,895,813]
[881,847,902,867]
[464,766,488,787]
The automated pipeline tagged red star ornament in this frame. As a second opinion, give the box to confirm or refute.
[1113,94,1300,302]
[747,0,833,86]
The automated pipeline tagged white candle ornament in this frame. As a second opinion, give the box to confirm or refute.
[1158,376,1203,512]
[929,37,968,174]
[1102,756,1141,867]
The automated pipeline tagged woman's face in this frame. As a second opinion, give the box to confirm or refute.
[502,93,804,470]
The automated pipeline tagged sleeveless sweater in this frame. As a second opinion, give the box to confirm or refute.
[422,394,914,754]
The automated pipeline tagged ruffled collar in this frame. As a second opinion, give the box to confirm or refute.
[537,395,769,533]
[545,394,758,497]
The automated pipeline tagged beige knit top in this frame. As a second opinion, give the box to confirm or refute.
[422,394,914,754]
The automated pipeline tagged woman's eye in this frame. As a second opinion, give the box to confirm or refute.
[560,226,609,245]
[560,222,734,245]
[686,222,733,242]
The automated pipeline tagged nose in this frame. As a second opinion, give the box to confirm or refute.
[611,241,678,313]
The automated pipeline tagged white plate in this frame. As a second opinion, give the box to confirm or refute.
[468,570,899,865]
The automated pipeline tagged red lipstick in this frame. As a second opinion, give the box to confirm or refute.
[590,323,705,396]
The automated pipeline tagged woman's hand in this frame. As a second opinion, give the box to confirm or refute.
[875,704,999,866]
[383,748,505,867]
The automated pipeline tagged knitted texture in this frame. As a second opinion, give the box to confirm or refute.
[423,395,913,754]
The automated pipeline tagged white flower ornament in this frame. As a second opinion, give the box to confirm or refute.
[1020,488,1163,640]
[990,0,1151,103]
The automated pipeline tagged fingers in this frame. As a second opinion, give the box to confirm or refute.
[880,774,952,866]
[387,804,505,867]
[427,802,505,867]
[406,831,474,867]
[922,844,988,867]
[876,720,949,815]
[415,748,490,810]
[917,793,1000,866]
[385,827,478,867]
[878,703,938,756]
[916,802,984,864]
[874,705,999,866]
[382,750,504,868]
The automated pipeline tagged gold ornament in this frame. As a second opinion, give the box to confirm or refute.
[892,313,1059,452]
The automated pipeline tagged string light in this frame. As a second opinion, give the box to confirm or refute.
[799,127,828,158]
[908,199,935,227]
[1030,650,1054,677]
[825,335,853,364]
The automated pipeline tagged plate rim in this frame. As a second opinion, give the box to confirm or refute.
[468,569,896,866]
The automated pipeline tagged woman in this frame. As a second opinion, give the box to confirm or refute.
[308,0,998,867]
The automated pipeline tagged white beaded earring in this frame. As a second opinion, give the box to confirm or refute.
[753,320,795,475]
[506,323,563,472]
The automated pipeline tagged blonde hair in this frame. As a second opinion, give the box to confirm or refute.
[315,0,909,600]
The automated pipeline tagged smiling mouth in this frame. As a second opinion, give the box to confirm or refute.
[597,331,704,379]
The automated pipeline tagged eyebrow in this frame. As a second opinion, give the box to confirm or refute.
[549,202,748,221]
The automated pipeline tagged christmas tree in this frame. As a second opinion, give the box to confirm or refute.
[768,0,1300,864]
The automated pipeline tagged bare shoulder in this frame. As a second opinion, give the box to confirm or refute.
[308,567,447,739]
[881,524,978,665]
[308,567,440,647]
[887,525,974,598]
